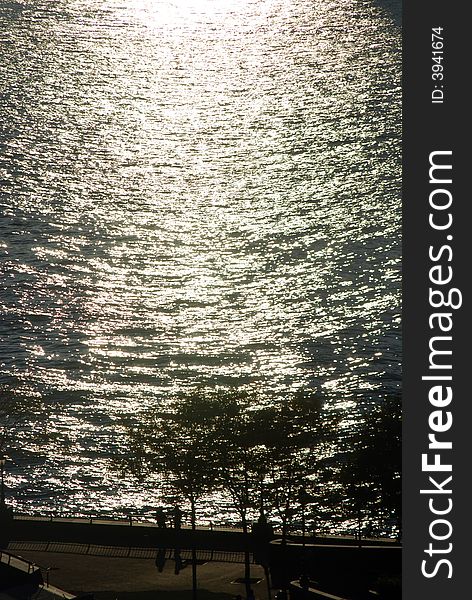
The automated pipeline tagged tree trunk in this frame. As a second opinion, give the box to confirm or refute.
[242,513,251,599]
[357,508,362,548]
[281,515,288,546]
[191,497,197,600]
[264,564,272,600]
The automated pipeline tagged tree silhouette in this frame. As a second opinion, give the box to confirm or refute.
[116,387,339,596]
[116,392,220,600]
[210,394,268,597]
[338,398,401,539]
[262,392,338,544]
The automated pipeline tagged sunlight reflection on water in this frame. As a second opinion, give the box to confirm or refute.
[0,0,401,526]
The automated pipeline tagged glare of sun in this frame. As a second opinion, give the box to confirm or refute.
[125,0,244,25]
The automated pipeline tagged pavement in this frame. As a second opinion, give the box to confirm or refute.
[11,550,271,600]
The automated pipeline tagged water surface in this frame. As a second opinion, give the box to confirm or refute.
[0,0,401,525]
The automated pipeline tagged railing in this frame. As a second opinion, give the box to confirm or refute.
[8,541,256,565]
[1,548,76,597]
[11,513,396,543]
[13,513,255,532]
[0,549,41,575]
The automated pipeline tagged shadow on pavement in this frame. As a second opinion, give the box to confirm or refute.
[91,591,236,600]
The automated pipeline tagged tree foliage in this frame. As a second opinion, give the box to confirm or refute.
[116,391,221,520]
[338,398,401,535]
[116,387,337,537]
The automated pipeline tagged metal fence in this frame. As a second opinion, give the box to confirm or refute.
[7,541,255,564]
[0,549,40,575]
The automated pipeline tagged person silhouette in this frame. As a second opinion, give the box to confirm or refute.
[155,547,166,572]
[155,507,167,528]
[173,506,183,529]
[174,548,183,574]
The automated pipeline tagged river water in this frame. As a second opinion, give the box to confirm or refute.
[0,0,401,526]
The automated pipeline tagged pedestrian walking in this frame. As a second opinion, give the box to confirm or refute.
[173,505,183,529]
[156,506,167,528]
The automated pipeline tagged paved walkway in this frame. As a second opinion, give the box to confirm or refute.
[12,550,271,600]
